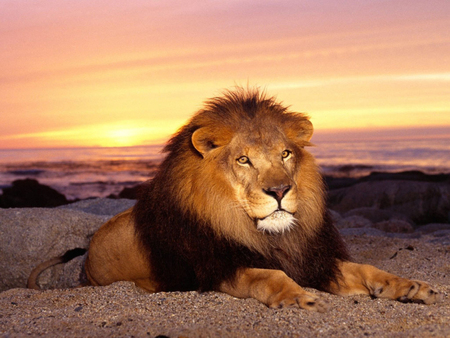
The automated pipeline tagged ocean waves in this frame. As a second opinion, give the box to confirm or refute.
[1,137,449,200]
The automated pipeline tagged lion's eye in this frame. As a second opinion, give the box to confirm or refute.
[237,156,250,165]
[282,150,292,160]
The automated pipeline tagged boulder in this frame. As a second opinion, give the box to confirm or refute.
[372,220,414,233]
[118,185,141,199]
[60,198,135,216]
[359,171,450,183]
[335,215,372,229]
[0,207,109,291]
[328,180,450,225]
[416,223,450,234]
[328,209,343,224]
[338,227,387,237]
[0,179,68,208]
[343,207,412,224]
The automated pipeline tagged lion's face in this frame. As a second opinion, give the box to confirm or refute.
[223,128,300,233]
[189,99,321,235]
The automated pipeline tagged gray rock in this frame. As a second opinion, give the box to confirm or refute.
[416,223,450,234]
[328,209,342,224]
[427,231,450,245]
[343,207,412,224]
[372,220,414,233]
[339,227,387,237]
[0,208,109,291]
[335,215,372,229]
[59,198,135,216]
[431,230,450,238]
[328,180,450,224]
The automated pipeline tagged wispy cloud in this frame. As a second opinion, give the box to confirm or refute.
[272,73,450,90]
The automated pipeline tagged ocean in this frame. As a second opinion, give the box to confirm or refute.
[0,138,449,200]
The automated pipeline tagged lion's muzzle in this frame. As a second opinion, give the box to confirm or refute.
[256,210,296,234]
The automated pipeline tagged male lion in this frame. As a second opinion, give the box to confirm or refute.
[29,88,441,311]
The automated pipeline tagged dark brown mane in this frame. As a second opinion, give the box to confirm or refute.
[163,88,300,155]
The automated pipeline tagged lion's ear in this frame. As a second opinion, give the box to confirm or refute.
[285,118,314,144]
[192,127,233,156]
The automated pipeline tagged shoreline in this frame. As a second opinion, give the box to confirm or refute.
[1,168,449,205]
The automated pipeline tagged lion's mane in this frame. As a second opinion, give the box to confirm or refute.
[133,88,349,293]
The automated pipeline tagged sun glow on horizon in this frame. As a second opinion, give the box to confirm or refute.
[0,120,185,149]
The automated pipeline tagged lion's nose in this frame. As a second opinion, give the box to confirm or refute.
[263,184,291,203]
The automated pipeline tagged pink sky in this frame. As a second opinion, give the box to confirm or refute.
[1,0,449,148]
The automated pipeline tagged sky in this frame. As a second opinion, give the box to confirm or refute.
[1,0,449,149]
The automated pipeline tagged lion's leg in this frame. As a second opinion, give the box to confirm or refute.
[219,268,327,312]
[329,261,442,304]
[85,208,158,292]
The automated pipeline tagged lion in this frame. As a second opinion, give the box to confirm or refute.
[28,88,441,311]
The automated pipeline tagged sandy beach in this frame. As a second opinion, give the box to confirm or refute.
[1,229,448,337]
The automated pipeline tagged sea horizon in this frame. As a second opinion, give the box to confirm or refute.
[1,134,449,200]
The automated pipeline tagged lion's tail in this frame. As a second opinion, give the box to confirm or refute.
[27,248,87,290]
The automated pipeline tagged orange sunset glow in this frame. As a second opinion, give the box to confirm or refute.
[1,0,449,149]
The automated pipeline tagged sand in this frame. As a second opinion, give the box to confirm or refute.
[1,232,449,338]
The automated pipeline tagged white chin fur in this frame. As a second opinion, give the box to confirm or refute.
[256,211,296,234]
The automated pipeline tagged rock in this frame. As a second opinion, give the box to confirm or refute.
[372,220,414,233]
[343,207,411,224]
[0,179,68,208]
[328,180,450,225]
[328,209,343,224]
[430,230,450,242]
[335,215,372,229]
[0,208,109,291]
[118,185,141,199]
[360,171,450,183]
[416,223,450,234]
[60,198,136,216]
[339,227,387,237]
[108,182,146,200]
[324,176,359,190]
[324,170,450,191]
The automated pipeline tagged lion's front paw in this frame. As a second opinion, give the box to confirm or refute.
[268,290,328,312]
[396,281,442,305]
[373,279,442,305]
